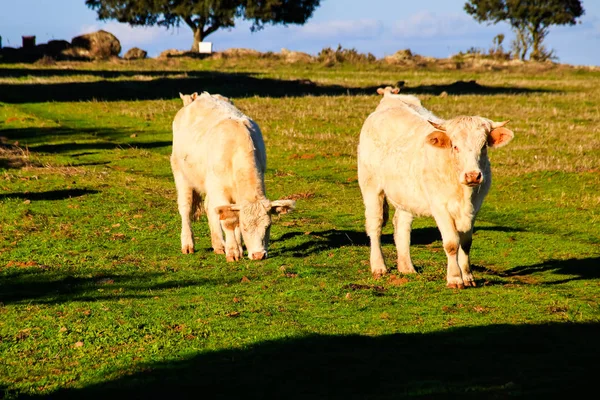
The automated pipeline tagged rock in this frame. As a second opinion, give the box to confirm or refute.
[124,47,147,60]
[45,40,71,56]
[70,30,121,59]
[383,49,416,64]
[60,46,91,61]
[158,48,188,58]
[221,48,261,57]
[280,48,313,63]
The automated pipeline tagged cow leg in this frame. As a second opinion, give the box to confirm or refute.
[363,190,387,277]
[458,229,476,287]
[210,196,242,262]
[171,158,195,254]
[234,225,243,256]
[205,198,225,254]
[393,209,416,273]
[222,221,242,262]
[432,211,464,288]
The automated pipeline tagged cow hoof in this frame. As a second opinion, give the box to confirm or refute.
[181,246,195,254]
[214,248,225,255]
[226,250,241,262]
[397,264,417,274]
[464,280,477,287]
[372,269,387,279]
[447,282,466,289]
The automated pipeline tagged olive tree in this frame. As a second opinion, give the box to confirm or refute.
[86,0,322,52]
[464,0,584,60]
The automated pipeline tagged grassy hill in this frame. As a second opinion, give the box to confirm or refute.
[1,56,599,398]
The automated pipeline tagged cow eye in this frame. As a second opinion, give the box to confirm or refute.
[453,145,459,152]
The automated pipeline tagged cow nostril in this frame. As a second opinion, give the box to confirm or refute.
[475,172,482,182]
[252,252,266,260]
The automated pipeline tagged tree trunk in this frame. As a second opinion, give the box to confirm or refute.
[191,27,203,52]
[530,30,541,61]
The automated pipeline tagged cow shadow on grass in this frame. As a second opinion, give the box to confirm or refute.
[474,256,600,285]
[15,322,599,399]
[274,226,524,258]
[0,269,228,305]
[0,67,553,103]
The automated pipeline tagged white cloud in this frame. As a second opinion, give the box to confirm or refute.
[392,11,483,39]
[290,19,385,41]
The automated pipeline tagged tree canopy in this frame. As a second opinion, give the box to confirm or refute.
[86,0,322,52]
[464,0,584,61]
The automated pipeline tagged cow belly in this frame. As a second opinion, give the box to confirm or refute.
[385,187,432,217]
[173,155,206,194]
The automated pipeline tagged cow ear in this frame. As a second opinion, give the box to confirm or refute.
[269,199,296,215]
[392,88,400,94]
[179,92,184,100]
[426,130,452,149]
[377,88,385,95]
[488,125,514,148]
[215,205,240,221]
[191,92,198,100]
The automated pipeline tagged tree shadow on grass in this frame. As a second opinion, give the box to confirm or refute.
[17,322,599,399]
[274,225,524,258]
[0,270,226,305]
[0,68,553,103]
[0,188,99,201]
[474,257,600,285]
[0,126,172,155]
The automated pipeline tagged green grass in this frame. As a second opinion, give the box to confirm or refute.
[0,57,599,399]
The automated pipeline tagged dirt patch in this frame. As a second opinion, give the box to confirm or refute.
[343,283,386,294]
[282,191,315,200]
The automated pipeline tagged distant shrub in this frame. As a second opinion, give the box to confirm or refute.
[317,45,376,65]
[453,35,512,62]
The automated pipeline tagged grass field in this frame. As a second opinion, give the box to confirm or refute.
[0,57,599,398]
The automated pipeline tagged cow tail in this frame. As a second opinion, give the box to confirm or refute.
[191,190,203,221]
[382,197,389,227]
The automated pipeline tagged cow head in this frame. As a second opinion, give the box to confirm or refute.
[179,92,198,106]
[216,199,295,260]
[426,117,514,187]
[376,86,400,96]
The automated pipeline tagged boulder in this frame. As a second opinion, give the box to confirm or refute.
[158,48,188,58]
[280,48,313,63]
[46,40,71,56]
[383,49,415,64]
[70,30,121,59]
[124,47,147,60]
[221,48,261,57]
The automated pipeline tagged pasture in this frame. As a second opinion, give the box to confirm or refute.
[0,57,599,398]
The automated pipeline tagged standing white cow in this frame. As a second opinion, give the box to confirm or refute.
[171,92,295,261]
[357,87,514,288]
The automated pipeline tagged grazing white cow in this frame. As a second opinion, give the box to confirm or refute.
[171,92,295,261]
[357,87,514,288]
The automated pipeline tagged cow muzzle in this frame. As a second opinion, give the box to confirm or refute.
[251,251,267,260]
[463,171,483,187]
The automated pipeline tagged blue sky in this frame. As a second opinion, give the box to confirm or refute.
[1,0,599,65]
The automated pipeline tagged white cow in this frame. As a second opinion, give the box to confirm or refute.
[358,88,514,288]
[171,92,295,261]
